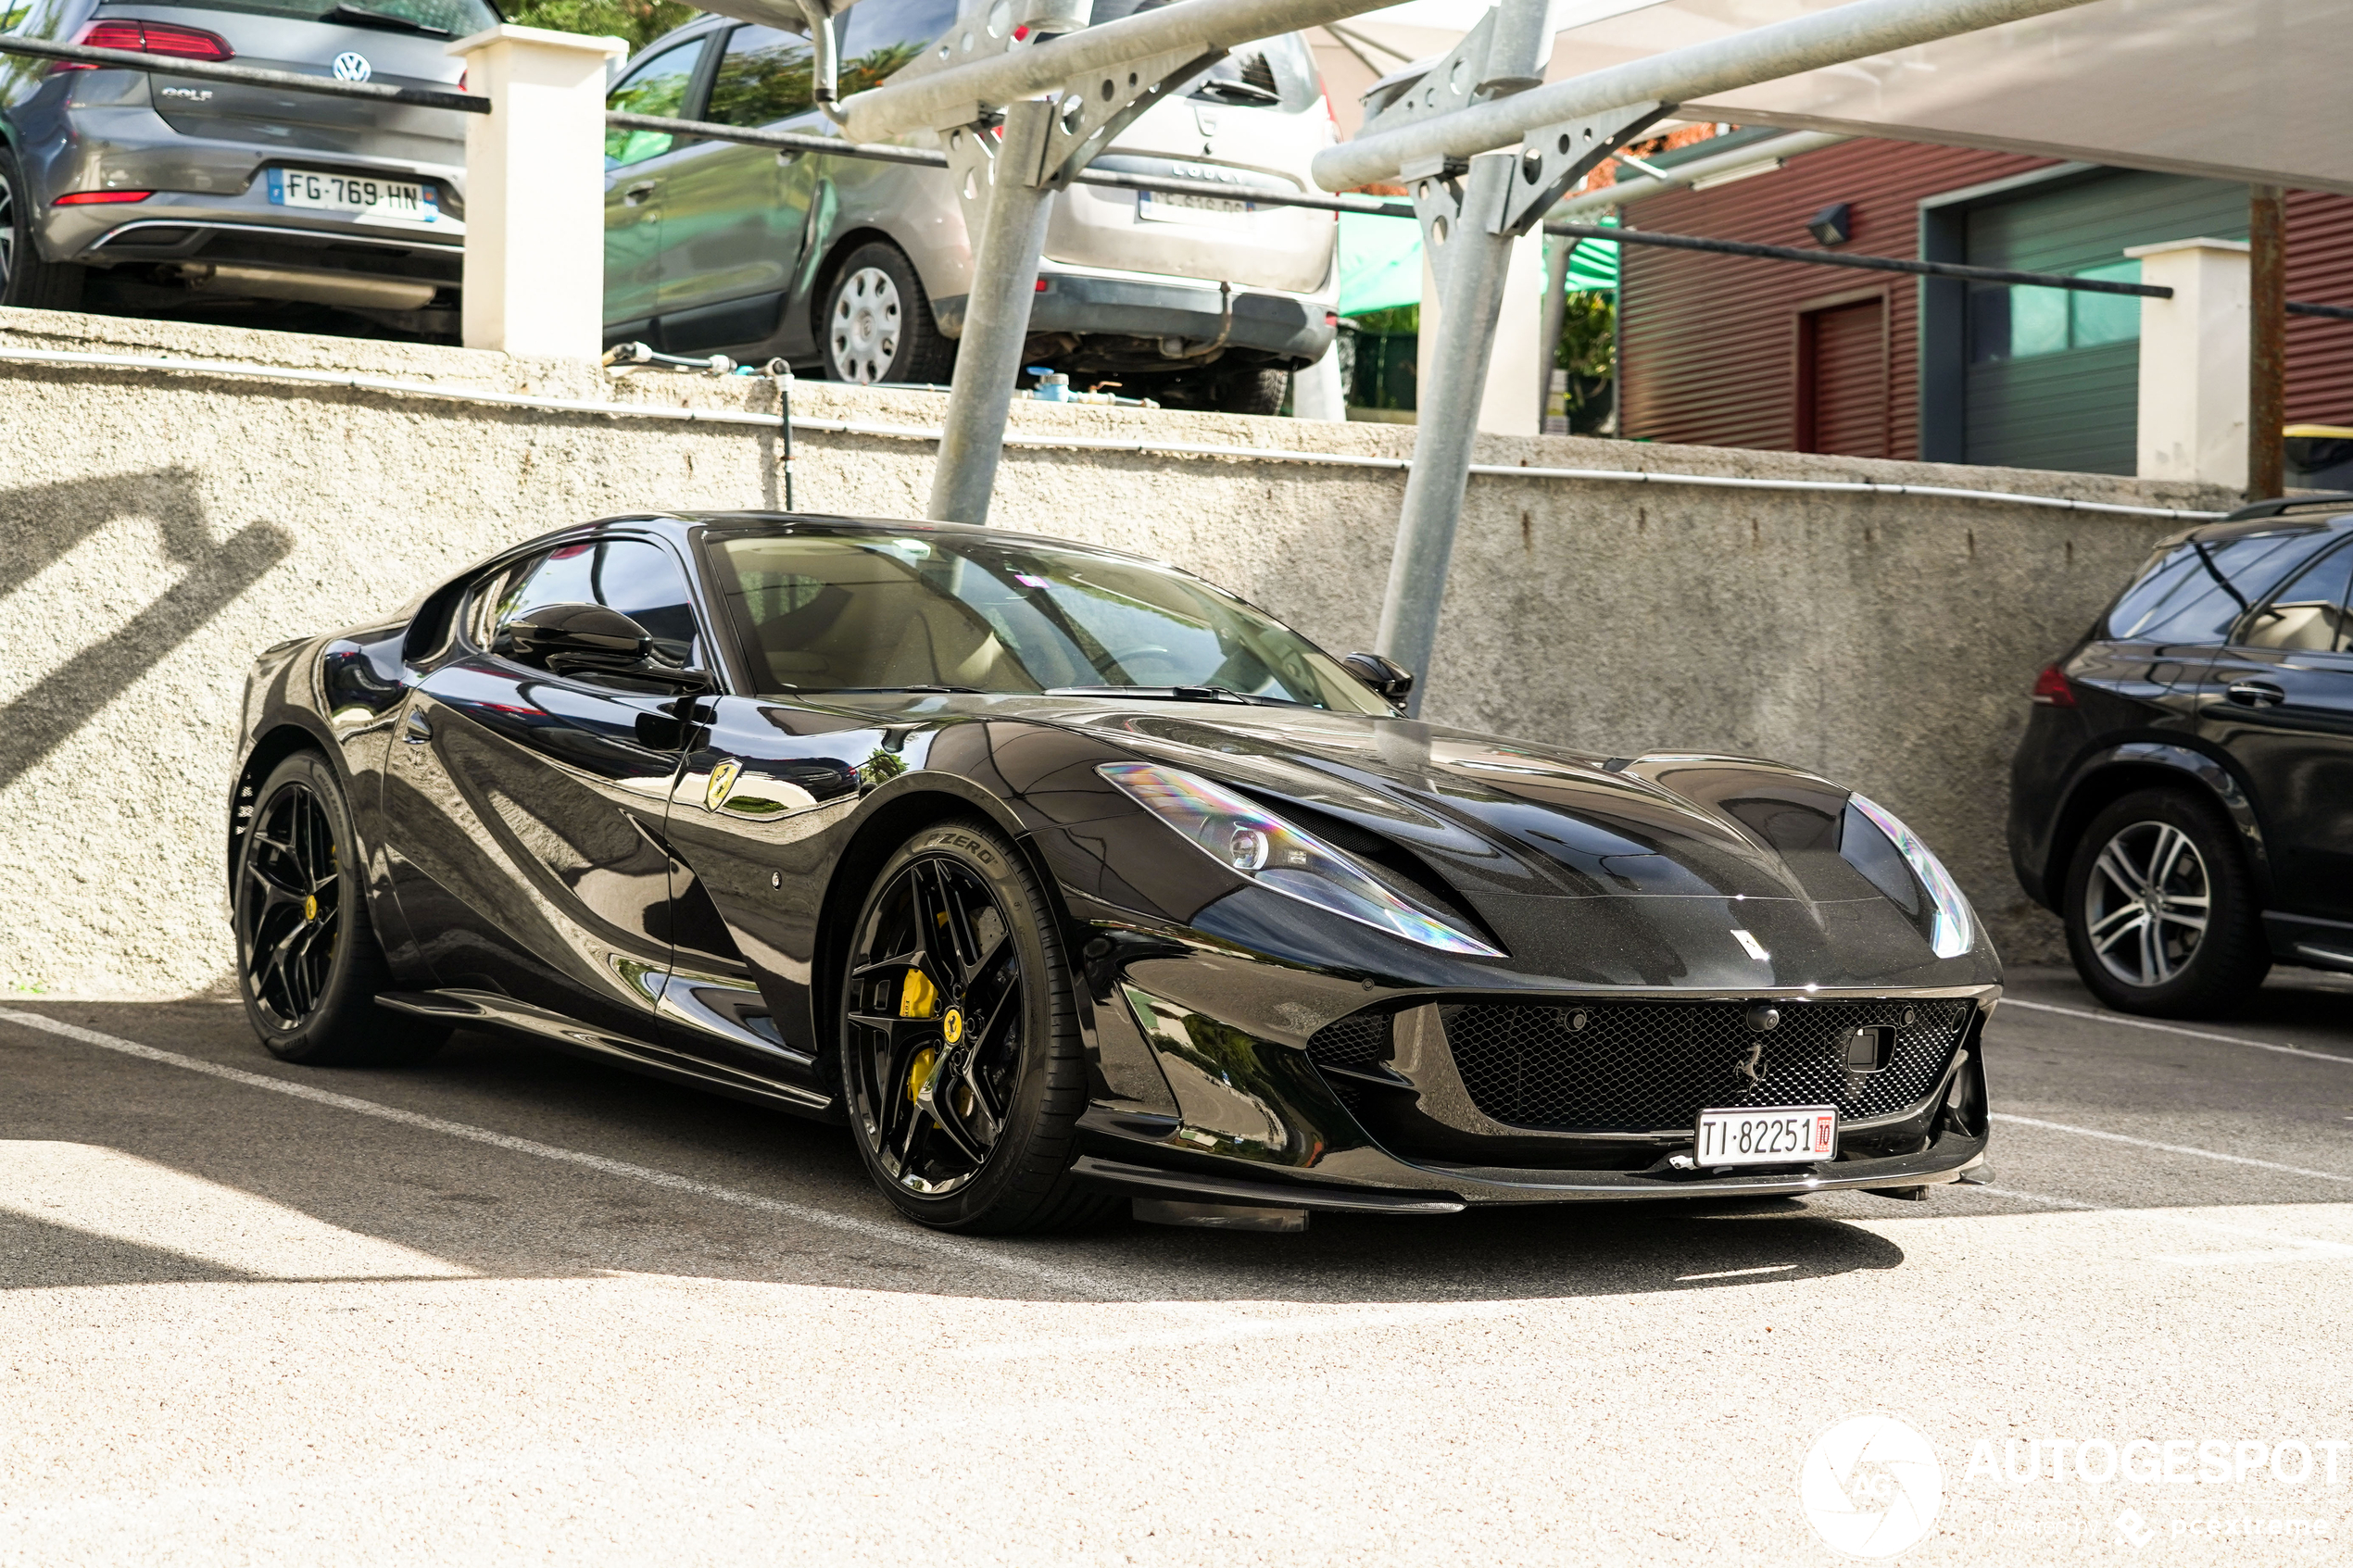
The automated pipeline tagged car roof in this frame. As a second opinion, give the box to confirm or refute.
[2153,493,2353,551]
[543,511,1188,572]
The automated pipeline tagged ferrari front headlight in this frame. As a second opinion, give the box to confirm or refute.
[1847,793,1976,958]
[1098,761,1503,958]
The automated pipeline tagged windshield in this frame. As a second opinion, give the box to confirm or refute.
[119,0,500,33]
[705,532,1390,713]
[1086,0,1319,111]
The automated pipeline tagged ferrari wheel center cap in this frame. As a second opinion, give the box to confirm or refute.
[942,1009,964,1045]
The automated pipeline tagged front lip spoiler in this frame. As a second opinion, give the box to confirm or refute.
[1069,1131,1988,1210]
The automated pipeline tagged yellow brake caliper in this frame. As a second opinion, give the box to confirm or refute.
[900,969,940,1107]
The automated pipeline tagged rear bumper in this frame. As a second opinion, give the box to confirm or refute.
[933,270,1335,365]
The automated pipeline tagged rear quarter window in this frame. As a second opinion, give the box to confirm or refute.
[2104,530,2331,646]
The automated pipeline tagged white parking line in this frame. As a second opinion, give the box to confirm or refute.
[1989,1111,2353,1185]
[1971,1184,2353,1264]
[0,1008,1121,1297]
[1998,997,2353,1065]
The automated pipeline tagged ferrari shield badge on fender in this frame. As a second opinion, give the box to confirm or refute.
[704,759,742,813]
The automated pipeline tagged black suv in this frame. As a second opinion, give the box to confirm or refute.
[2009,494,2353,1016]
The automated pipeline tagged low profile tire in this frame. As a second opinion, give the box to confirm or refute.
[838,819,1114,1233]
[0,147,85,311]
[233,751,446,1066]
[821,241,954,386]
[2063,788,2270,1017]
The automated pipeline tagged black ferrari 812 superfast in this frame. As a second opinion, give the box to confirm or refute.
[228,513,1997,1232]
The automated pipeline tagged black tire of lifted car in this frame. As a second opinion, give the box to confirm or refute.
[1212,366,1290,416]
[2062,787,2271,1018]
[839,819,1116,1234]
[820,240,955,386]
[0,147,84,311]
[233,750,447,1066]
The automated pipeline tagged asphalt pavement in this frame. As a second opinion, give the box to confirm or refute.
[3,963,2350,1565]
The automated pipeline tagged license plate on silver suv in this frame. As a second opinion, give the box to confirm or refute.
[267,169,439,224]
[1695,1105,1837,1166]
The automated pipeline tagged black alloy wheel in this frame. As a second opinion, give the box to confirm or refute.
[2063,788,2270,1017]
[233,751,446,1065]
[839,820,1110,1232]
[821,240,953,386]
[0,149,84,311]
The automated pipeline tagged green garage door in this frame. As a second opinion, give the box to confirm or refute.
[1965,171,2249,474]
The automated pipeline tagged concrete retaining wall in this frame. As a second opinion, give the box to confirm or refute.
[0,307,2236,997]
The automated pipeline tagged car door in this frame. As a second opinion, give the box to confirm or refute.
[384,536,707,1039]
[651,23,822,352]
[2196,534,2353,922]
[604,34,715,339]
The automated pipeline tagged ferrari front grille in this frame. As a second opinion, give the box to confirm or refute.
[1438,998,1974,1133]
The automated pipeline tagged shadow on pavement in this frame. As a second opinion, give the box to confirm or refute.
[1,1000,1911,1305]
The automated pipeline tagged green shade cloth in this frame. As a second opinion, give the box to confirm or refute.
[1338,209,1619,319]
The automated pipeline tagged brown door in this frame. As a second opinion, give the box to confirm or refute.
[1797,295,1891,458]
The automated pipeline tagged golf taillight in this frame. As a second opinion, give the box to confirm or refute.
[2031,664,2077,706]
[53,19,234,70]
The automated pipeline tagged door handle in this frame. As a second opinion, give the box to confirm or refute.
[2227,680,2287,709]
[402,710,434,744]
[623,181,658,206]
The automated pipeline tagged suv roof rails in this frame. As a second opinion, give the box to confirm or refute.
[2218,492,2353,522]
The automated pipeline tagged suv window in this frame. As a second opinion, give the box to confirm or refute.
[1088,0,1319,111]
[709,24,816,128]
[2104,530,2330,646]
[2238,540,2353,652]
[836,0,958,94]
[480,539,703,671]
[606,37,708,167]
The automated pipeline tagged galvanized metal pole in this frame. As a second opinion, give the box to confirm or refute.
[1313,0,2105,191]
[2249,183,2287,501]
[927,100,1058,525]
[1375,153,1518,711]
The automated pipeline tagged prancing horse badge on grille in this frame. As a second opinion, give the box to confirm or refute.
[1733,1039,1767,1085]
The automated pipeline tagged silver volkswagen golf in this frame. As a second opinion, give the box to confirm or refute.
[0,0,479,334]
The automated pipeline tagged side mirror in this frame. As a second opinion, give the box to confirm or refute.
[495,602,654,675]
[1340,651,1415,703]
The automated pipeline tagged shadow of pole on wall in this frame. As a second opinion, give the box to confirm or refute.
[0,469,295,794]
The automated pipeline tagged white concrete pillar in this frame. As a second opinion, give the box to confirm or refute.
[447,25,629,359]
[2128,237,2251,489]
[1418,230,1546,434]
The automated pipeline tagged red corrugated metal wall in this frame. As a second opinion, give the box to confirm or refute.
[1621,141,2043,458]
[1622,144,2353,456]
[2287,191,2353,425]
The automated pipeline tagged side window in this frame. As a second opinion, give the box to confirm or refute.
[836,0,959,94]
[2239,541,2353,652]
[605,38,707,168]
[2104,530,2328,646]
[709,25,816,128]
[487,539,704,671]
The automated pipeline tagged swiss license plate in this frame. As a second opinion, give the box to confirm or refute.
[1138,188,1253,224]
[267,169,438,224]
[1694,1105,1838,1166]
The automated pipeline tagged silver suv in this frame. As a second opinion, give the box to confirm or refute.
[604,0,1338,413]
[0,0,477,335]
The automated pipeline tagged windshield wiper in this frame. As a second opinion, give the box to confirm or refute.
[1043,684,1309,708]
[1192,79,1281,105]
[326,5,449,36]
[797,684,984,695]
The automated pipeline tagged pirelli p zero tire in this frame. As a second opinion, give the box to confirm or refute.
[838,819,1114,1233]
[0,147,84,311]
[233,750,447,1066]
[2063,787,2271,1018]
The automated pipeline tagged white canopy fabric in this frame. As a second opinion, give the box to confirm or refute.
[1541,0,2353,197]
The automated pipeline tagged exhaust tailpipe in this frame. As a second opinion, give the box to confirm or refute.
[171,262,438,312]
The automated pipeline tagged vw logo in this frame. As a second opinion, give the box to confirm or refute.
[332,51,371,82]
